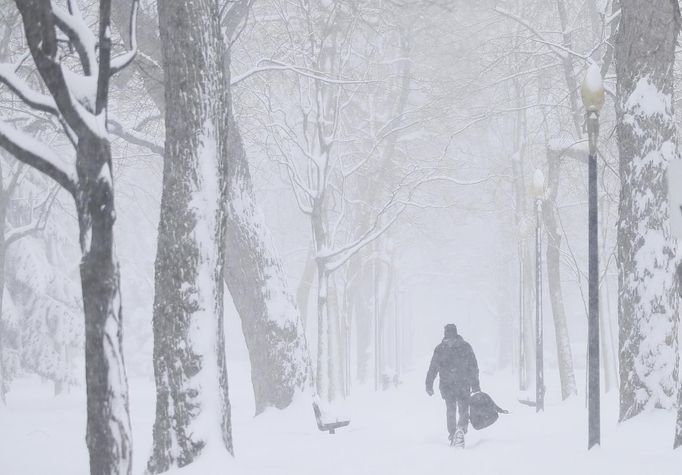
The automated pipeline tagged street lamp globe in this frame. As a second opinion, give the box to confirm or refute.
[533,168,545,198]
[581,62,605,113]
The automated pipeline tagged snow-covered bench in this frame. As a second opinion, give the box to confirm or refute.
[312,402,350,434]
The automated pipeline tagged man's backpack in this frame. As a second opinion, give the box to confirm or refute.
[469,391,508,430]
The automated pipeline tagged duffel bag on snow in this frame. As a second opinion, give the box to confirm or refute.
[469,391,508,430]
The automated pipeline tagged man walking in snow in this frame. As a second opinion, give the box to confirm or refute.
[426,323,480,448]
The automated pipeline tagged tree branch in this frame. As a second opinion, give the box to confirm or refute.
[110,0,139,75]
[95,0,113,114]
[52,3,97,76]
[15,0,89,136]
[0,120,77,196]
[108,118,162,155]
[0,63,59,115]
[231,59,380,87]
[5,184,59,246]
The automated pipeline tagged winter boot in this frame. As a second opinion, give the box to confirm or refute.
[453,429,465,448]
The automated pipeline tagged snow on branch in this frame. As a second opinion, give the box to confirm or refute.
[0,120,77,196]
[231,59,381,87]
[108,118,162,155]
[95,0,114,115]
[547,135,589,163]
[266,134,315,214]
[222,0,254,43]
[52,3,97,76]
[323,166,492,271]
[494,7,591,63]
[5,185,60,246]
[324,202,406,272]
[0,63,59,116]
[110,0,140,75]
[419,174,492,187]
[16,0,90,136]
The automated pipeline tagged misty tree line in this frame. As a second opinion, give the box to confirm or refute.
[1,0,682,473]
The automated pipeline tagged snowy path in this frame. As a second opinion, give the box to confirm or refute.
[1,364,680,474]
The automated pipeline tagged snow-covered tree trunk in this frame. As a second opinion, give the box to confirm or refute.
[110,0,312,414]
[615,0,680,420]
[76,135,132,475]
[676,385,682,447]
[223,59,311,413]
[675,263,682,447]
[316,262,331,401]
[147,0,232,471]
[310,198,345,401]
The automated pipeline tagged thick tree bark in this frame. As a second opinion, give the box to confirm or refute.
[615,0,680,421]
[148,1,232,471]
[223,66,311,413]
[77,136,132,475]
[111,0,311,413]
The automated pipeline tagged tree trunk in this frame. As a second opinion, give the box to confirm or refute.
[148,1,232,471]
[0,194,6,404]
[543,157,577,400]
[327,276,344,399]
[316,263,330,401]
[76,135,132,475]
[673,389,682,449]
[510,151,534,391]
[111,0,312,413]
[615,0,680,421]
[296,246,316,330]
[354,268,372,384]
[599,196,617,393]
[223,63,311,413]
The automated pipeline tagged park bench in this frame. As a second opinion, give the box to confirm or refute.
[312,401,350,434]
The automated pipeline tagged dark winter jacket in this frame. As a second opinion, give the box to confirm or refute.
[426,335,480,398]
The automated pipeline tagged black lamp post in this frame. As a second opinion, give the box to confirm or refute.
[581,62,604,450]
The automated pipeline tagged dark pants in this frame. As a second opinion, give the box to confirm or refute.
[445,393,470,435]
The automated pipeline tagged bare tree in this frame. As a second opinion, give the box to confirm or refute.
[253,0,475,400]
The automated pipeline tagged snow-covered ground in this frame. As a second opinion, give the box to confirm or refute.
[1,363,680,475]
